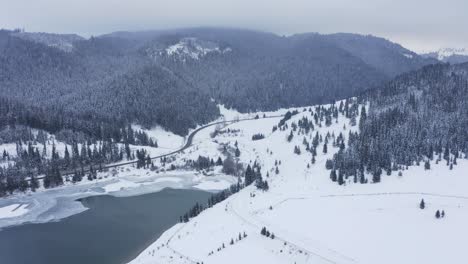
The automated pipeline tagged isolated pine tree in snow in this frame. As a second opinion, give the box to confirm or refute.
[420,199,425,209]
[323,143,328,154]
[441,210,445,218]
[435,210,441,219]
[287,130,294,142]
[294,146,301,155]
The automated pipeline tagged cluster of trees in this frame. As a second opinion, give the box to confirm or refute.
[251,133,265,141]
[0,134,152,196]
[244,162,269,191]
[188,155,223,171]
[328,64,468,184]
[135,149,152,169]
[207,231,247,257]
[260,227,275,239]
[0,96,159,147]
[279,100,359,170]
[180,182,243,223]
[420,199,446,219]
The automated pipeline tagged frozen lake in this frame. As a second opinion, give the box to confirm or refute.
[0,188,211,264]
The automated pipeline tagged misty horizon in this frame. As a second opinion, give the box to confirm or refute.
[3,26,466,55]
[1,0,467,53]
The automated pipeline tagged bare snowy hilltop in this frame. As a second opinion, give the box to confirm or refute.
[0,27,467,264]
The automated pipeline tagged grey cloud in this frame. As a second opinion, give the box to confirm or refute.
[1,0,467,52]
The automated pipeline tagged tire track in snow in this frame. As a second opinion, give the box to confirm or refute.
[227,193,357,264]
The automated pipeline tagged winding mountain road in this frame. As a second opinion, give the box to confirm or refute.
[53,115,283,178]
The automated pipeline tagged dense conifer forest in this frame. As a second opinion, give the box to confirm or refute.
[329,63,468,183]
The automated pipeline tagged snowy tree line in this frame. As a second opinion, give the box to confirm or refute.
[0,124,161,196]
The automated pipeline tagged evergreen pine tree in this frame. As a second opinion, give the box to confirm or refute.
[235,147,241,157]
[330,170,337,182]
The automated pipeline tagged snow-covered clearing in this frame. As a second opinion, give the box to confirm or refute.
[132,124,184,150]
[194,179,232,191]
[131,102,468,264]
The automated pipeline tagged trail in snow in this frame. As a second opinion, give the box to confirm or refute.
[228,193,357,264]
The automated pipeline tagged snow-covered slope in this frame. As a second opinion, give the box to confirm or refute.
[130,101,468,264]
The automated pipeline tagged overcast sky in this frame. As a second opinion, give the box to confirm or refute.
[1,0,466,52]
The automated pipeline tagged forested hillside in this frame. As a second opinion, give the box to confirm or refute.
[140,28,436,111]
[0,28,435,138]
[330,63,468,183]
[0,29,218,137]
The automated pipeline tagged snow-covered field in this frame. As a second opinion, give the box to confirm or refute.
[130,102,468,264]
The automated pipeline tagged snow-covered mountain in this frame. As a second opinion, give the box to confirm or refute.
[145,37,232,61]
[421,48,468,63]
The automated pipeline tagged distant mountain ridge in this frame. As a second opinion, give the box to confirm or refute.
[421,48,468,64]
[0,27,437,136]
[11,31,84,52]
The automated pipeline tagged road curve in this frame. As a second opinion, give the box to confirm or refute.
[55,115,283,178]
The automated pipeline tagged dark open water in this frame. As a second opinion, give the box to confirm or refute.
[0,188,211,264]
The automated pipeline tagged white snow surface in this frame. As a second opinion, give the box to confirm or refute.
[194,179,232,191]
[402,53,413,59]
[0,203,29,219]
[130,102,468,264]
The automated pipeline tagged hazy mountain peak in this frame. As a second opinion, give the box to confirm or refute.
[145,36,231,61]
[11,31,84,52]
